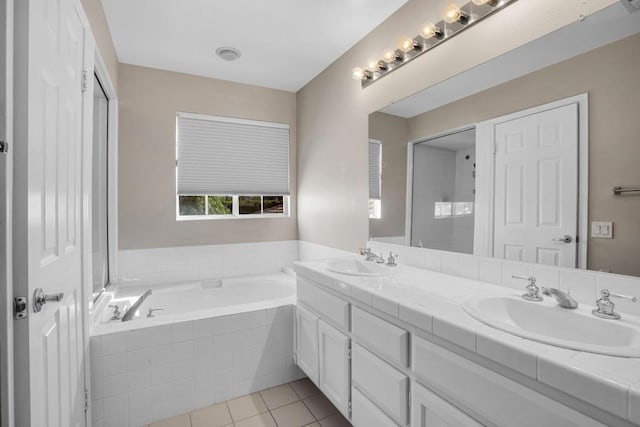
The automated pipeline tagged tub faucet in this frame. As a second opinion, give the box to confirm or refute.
[542,287,578,309]
[121,290,153,322]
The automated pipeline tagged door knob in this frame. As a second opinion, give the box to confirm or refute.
[552,235,573,244]
[33,288,64,313]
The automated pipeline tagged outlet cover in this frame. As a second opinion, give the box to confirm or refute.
[591,221,613,239]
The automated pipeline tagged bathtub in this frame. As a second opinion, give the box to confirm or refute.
[89,271,301,426]
[91,271,296,335]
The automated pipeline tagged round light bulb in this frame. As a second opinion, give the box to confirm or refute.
[368,60,379,71]
[383,50,396,63]
[443,3,462,23]
[398,37,414,53]
[352,67,364,80]
[420,21,438,39]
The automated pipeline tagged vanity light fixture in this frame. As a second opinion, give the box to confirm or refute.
[420,22,444,40]
[353,0,517,88]
[443,3,469,24]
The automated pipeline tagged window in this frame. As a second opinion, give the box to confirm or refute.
[176,113,290,219]
[369,139,382,219]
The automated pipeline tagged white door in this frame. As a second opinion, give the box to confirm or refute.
[493,103,578,267]
[411,382,483,427]
[318,319,350,418]
[13,0,90,425]
[295,304,319,384]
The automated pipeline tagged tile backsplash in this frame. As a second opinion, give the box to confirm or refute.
[367,241,640,316]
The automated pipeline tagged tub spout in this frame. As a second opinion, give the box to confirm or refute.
[122,290,153,322]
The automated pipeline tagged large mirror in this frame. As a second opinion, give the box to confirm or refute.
[368,3,640,277]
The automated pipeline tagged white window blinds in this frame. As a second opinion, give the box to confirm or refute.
[177,113,290,195]
[369,139,382,200]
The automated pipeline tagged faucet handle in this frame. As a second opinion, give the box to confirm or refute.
[359,248,371,255]
[147,308,164,318]
[386,252,398,267]
[108,304,122,320]
[606,289,638,303]
[592,289,636,320]
[512,275,543,302]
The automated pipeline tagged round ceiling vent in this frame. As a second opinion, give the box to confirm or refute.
[216,47,241,61]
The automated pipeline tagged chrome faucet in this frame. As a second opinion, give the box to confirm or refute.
[359,248,385,263]
[386,252,398,267]
[542,287,578,309]
[592,289,637,320]
[512,276,543,302]
[121,290,153,322]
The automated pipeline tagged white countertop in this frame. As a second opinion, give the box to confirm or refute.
[294,257,640,426]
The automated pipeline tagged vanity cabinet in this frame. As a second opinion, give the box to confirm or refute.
[295,273,608,427]
[318,319,351,417]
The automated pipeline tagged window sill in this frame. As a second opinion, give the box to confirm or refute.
[177,214,290,221]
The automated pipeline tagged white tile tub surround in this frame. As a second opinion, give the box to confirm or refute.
[117,241,300,286]
[116,240,354,286]
[90,306,302,427]
[368,241,640,316]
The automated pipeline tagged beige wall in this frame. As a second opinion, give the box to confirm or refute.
[296,0,616,252]
[118,64,297,249]
[81,0,119,92]
[403,33,640,276]
[368,112,408,238]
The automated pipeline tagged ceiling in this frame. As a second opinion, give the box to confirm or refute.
[381,2,640,118]
[101,0,407,92]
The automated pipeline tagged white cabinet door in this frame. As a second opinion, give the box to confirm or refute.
[296,304,319,384]
[412,381,483,427]
[318,319,351,418]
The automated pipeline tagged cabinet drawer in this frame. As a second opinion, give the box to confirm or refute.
[298,278,350,331]
[412,381,482,427]
[352,306,408,368]
[352,343,408,426]
[412,336,604,427]
[352,387,399,427]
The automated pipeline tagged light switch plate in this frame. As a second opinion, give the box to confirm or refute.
[591,221,613,239]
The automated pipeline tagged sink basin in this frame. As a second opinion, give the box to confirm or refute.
[325,259,394,277]
[462,295,640,357]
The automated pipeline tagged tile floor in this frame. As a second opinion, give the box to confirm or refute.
[147,378,352,427]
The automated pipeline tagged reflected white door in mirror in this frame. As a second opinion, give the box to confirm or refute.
[475,96,587,269]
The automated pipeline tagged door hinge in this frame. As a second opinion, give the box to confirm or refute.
[13,296,27,319]
[0,140,8,153]
[348,400,352,418]
[81,70,88,92]
[347,347,352,359]
[84,388,89,412]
